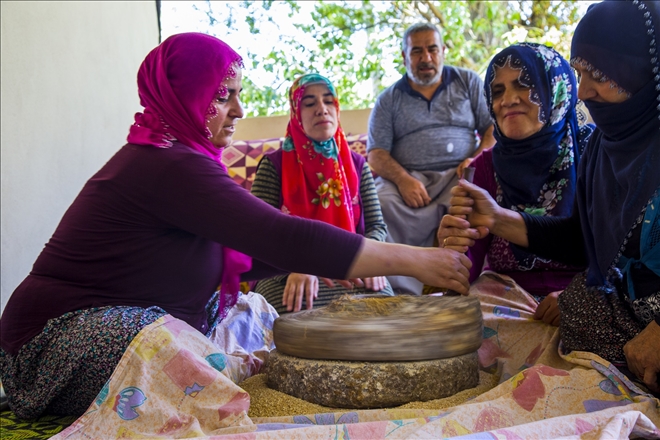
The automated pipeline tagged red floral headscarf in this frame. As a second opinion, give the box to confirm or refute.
[280,74,361,232]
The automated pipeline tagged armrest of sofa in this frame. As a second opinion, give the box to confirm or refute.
[222,137,284,191]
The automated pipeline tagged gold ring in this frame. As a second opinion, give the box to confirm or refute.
[443,238,449,247]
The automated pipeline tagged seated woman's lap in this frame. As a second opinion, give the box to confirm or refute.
[0,305,167,419]
[470,272,572,382]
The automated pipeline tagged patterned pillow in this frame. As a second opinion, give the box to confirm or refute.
[222,137,282,191]
[223,134,369,191]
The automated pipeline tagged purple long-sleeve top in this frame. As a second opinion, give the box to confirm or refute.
[467,149,583,296]
[0,142,363,355]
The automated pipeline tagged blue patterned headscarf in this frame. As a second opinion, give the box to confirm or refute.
[570,0,660,286]
[484,43,581,266]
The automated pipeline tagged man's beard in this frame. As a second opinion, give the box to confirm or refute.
[407,62,441,86]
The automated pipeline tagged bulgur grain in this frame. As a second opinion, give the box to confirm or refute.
[239,370,497,418]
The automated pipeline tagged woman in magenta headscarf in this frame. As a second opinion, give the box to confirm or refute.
[0,33,471,419]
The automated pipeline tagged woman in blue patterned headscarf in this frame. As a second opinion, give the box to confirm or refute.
[439,43,592,317]
[486,43,583,222]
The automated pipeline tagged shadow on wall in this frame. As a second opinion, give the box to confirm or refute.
[233,108,372,141]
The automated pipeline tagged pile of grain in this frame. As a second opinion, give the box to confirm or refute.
[239,370,498,418]
[324,294,407,317]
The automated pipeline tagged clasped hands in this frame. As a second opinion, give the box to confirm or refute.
[436,181,490,253]
[439,180,560,326]
[283,273,388,312]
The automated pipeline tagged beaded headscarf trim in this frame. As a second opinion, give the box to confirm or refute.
[571,0,660,123]
[569,57,632,98]
[204,62,241,140]
[491,55,546,124]
[634,0,660,122]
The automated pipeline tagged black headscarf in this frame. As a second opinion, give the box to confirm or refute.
[570,0,660,286]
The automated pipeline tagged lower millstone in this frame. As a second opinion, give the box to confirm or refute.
[266,349,479,409]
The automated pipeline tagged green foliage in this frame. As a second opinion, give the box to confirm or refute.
[197,0,583,117]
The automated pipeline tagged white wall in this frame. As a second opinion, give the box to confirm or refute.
[1,1,159,314]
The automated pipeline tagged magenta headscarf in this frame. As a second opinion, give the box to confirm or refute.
[128,32,242,163]
[128,32,251,319]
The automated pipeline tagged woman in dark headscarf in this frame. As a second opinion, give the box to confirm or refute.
[438,43,591,325]
[563,0,660,392]
[446,0,660,393]
[0,34,472,419]
[251,74,393,314]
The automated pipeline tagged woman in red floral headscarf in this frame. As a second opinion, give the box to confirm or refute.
[252,74,393,313]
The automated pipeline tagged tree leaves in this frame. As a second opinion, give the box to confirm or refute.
[195,0,582,116]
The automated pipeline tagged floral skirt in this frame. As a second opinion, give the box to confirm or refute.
[0,306,168,419]
[558,271,644,365]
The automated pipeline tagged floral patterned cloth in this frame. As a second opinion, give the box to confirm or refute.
[50,278,660,439]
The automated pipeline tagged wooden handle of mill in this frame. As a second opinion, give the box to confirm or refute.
[423,167,475,296]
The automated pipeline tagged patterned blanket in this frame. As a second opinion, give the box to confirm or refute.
[41,275,660,438]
